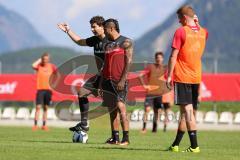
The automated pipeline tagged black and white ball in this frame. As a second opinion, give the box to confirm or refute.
[72,131,88,143]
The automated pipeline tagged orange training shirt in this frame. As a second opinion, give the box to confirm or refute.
[174,26,207,83]
[34,63,57,90]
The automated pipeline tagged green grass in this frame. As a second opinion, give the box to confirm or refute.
[0,116,240,160]
[1,102,240,114]
[127,102,240,113]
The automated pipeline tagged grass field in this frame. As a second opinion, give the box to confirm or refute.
[0,116,240,160]
[127,102,240,113]
[2,102,240,112]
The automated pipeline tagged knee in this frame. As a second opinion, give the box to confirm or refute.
[119,111,128,121]
[145,107,151,113]
[36,106,41,112]
[110,109,118,118]
[43,106,48,112]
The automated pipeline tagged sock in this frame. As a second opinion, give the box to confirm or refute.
[122,131,129,142]
[163,124,167,132]
[188,130,198,149]
[152,121,157,132]
[172,130,185,146]
[79,97,89,126]
[143,122,146,130]
[34,120,37,126]
[112,130,119,141]
[43,121,46,126]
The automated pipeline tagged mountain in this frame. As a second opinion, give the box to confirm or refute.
[0,4,48,53]
[135,0,240,73]
[0,47,80,73]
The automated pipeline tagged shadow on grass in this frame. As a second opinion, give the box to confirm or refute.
[10,139,72,144]
[8,139,172,152]
[89,146,163,152]
[9,139,103,145]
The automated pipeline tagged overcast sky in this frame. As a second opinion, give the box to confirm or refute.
[0,0,185,51]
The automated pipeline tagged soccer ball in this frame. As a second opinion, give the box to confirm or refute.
[72,131,88,143]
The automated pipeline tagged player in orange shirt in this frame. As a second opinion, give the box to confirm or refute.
[139,52,173,133]
[166,5,208,153]
[32,53,57,131]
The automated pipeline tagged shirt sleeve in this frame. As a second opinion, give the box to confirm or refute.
[86,36,97,47]
[171,27,186,50]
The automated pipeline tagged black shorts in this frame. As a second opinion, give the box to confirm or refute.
[174,82,199,110]
[83,74,101,91]
[144,95,170,109]
[102,79,128,107]
[36,90,52,106]
[80,74,101,97]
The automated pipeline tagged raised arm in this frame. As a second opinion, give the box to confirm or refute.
[57,23,87,46]
[32,58,41,69]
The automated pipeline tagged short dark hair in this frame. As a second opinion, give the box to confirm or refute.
[41,52,49,58]
[104,18,120,33]
[89,16,105,26]
[177,5,195,18]
[155,51,164,59]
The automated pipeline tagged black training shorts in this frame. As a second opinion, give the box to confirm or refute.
[36,89,52,106]
[174,82,200,110]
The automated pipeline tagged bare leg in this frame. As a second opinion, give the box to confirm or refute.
[34,105,41,125]
[43,105,48,126]
[193,109,197,120]
[142,106,151,132]
[181,104,196,131]
[181,104,199,149]
[117,101,129,143]
[105,105,120,143]
[163,103,171,132]
[117,101,129,131]
[170,106,187,147]
[179,106,187,131]
[108,107,120,132]
[32,104,41,131]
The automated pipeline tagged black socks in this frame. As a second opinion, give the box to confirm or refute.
[172,130,185,146]
[152,121,157,132]
[34,120,37,126]
[112,130,119,141]
[143,122,146,130]
[122,131,129,142]
[79,97,89,126]
[188,130,198,149]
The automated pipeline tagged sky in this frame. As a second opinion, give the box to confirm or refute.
[0,0,185,51]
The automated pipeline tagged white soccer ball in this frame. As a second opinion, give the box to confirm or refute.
[72,131,88,143]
